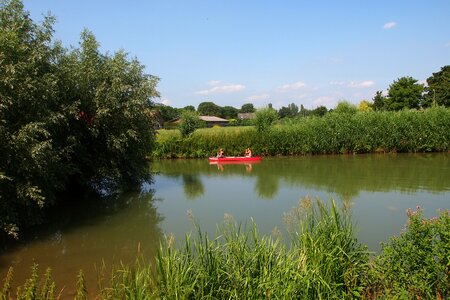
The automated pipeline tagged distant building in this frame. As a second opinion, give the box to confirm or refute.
[237,113,256,120]
[166,115,229,128]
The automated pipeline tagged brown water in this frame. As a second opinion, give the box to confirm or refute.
[1,153,449,297]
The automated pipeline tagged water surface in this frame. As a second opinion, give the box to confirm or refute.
[1,153,449,296]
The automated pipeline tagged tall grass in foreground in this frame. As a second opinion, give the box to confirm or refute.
[103,198,369,299]
[153,107,450,158]
[2,199,449,299]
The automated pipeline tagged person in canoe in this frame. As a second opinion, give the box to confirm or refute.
[244,148,252,157]
[217,148,225,158]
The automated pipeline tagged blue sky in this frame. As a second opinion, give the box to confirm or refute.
[23,0,449,110]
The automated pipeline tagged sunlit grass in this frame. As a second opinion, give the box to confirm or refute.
[153,107,450,158]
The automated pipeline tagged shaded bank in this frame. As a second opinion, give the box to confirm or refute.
[0,188,164,298]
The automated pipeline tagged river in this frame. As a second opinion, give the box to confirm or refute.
[1,153,449,297]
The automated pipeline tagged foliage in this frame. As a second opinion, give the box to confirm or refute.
[333,101,358,114]
[386,76,424,111]
[182,105,196,111]
[311,105,328,116]
[220,105,239,119]
[0,264,57,300]
[240,103,255,113]
[0,0,159,237]
[153,107,450,158]
[228,118,238,126]
[367,207,450,299]
[278,102,299,118]
[197,101,221,116]
[423,65,450,108]
[154,103,180,121]
[103,198,368,299]
[372,90,387,111]
[358,100,373,112]
[2,200,450,299]
[254,107,278,133]
[179,110,203,137]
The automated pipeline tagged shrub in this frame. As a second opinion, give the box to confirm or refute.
[368,207,450,299]
[254,107,278,133]
[179,111,203,137]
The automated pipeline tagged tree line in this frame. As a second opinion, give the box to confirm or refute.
[156,66,449,122]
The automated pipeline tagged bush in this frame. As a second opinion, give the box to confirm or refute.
[254,107,278,133]
[368,207,450,299]
[179,111,203,137]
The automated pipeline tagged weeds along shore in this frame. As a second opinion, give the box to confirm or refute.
[153,107,450,158]
[2,197,449,299]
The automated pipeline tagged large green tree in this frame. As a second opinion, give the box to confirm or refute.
[220,105,239,119]
[385,77,424,111]
[240,103,255,113]
[0,0,159,237]
[197,101,221,116]
[423,65,450,108]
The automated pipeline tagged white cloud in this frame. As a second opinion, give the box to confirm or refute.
[348,80,375,88]
[208,80,221,86]
[247,93,270,101]
[279,81,307,92]
[159,98,170,105]
[196,84,246,95]
[383,22,397,29]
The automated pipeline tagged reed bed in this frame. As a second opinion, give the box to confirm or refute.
[153,107,450,158]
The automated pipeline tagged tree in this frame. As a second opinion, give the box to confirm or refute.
[240,103,255,113]
[0,0,159,237]
[156,104,179,121]
[423,65,450,108]
[197,101,221,116]
[254,107,278,133]
[385,77,424,111]
[333,101,357,114]
[179,110,203,137]
[311,106,328,116]
[182,105,196,112]
[220,106,239,119]
[372,91,387,111]
[279,103,299,118]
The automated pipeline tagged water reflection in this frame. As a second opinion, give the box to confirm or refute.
[182,174,204,199]
[0,188,163,297]
[152,154,450,252]
[153,153,450,201]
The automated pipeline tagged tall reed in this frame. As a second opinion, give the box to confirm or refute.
[104,197,369,299]
[153,107,450,158]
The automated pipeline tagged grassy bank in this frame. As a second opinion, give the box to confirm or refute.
[153,107,450,158]
[2,198,449,299]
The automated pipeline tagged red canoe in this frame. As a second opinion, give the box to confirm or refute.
[208,156,262,163]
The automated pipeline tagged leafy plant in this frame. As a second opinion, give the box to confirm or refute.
[368,207,450,299]
[179,110,203,137]
[254,107,278,133]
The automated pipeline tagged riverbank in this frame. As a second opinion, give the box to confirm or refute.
[2,198,449,299]
[153,107,450,158]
